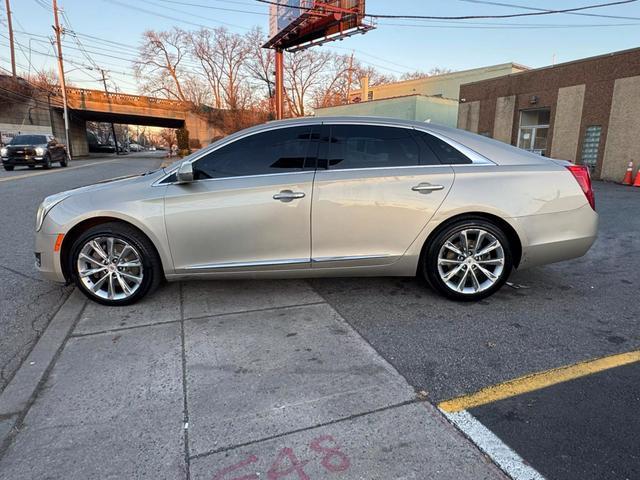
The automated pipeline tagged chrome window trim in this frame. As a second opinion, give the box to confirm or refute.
[184,258,310,271]
[314,164,452,174]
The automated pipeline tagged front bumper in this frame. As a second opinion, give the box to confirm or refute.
[34,231,67,283]
[2,156,46,166]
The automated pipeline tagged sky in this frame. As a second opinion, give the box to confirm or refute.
[1,0,640,93]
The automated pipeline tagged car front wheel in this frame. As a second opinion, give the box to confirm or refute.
[70,223,162,305]
[423,218,513,301]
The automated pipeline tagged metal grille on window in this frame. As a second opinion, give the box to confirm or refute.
[581,126,601,173]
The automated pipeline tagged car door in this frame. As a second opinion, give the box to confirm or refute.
[311,123,455,268]
[163,124,319,273]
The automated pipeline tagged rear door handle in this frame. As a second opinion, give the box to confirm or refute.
[412,183,444,193]
[273,190,306,202]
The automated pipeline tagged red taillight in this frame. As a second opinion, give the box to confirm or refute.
[566,164,595,210]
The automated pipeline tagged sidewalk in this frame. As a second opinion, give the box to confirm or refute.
[0,280,505,479]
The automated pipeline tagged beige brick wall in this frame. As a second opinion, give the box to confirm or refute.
[601,75,640,181]
[457,101,480,133]
[551,84,586,162]
[493,95,516,143]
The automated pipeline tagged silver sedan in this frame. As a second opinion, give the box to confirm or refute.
[34,117,598,305]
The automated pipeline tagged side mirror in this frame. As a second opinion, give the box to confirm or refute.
[176,161,194,184]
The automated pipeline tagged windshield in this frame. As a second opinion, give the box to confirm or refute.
[10,135,48,145]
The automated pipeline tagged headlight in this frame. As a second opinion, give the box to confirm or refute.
[35,192,70,231]
[35,147,45,156]
[0,147,7,156]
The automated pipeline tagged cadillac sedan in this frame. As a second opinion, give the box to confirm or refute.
[34,117,598,306]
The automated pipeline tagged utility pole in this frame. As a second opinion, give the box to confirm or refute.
[52,0,72,160]
[99,69,119,155]
[345,52,354,104]
[4,0,16,77]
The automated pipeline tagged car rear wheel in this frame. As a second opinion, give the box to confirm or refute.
[60,154,68,167]
[3,165,14,171]
[423,218,513,301]
[70,223,162,305]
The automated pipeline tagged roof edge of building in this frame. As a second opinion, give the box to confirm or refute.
[460,46,640,88]
[314,93,458,112]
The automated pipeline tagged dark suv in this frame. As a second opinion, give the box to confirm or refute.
[1,134,68,171]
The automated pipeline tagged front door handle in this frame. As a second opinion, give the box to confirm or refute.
[411,183,444,193]
[273,190,306,202]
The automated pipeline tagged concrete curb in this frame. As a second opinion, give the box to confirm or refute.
[0,289,86,450]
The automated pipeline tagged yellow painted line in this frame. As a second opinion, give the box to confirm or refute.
[439,350,640,413]
[0,159,124,183]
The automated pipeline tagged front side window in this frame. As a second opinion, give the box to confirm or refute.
[194,126,317,180]
[324,125,420,170]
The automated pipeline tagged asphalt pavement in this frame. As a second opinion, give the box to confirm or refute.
[0,152,165,392]
[0,161,637,479]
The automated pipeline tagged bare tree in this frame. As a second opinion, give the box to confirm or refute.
[400,67,454,81]
[190,28,224,108]
[285,49,331,117]
[134,28,189,101]
[244,27,275,100]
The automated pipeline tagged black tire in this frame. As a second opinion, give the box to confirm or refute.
[28,165,36,169]
[3,165,14,171]
[60,154,68,167]
[422,217,513,301]
[69,222,163,306]
[42,154,52,169]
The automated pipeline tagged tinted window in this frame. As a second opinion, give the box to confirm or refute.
[10,135,47,145]
[194,126,317,179]
[415,131,472,165]
[325,125,420,170]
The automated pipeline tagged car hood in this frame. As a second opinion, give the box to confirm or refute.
[43,169,164,203]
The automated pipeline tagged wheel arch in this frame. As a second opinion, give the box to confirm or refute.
[417,212,523,274]
[60,216,166,283]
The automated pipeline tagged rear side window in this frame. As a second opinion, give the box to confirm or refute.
[194,126,317,179]
[324,125,420,170]
[414,131,472,165]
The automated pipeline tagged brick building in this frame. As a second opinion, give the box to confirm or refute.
[457,47,640,181]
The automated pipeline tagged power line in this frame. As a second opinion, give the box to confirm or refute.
[254,0,638,20]
[455,0,640,21]
[153,0,268,16]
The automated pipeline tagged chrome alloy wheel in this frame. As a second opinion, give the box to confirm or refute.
[437,228,505,294]
[76,236,144,301]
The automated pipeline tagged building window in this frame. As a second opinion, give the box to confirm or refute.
[581,125,602,173]
[517,109,550,155]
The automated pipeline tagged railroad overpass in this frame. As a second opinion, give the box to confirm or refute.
[0,75,222,156]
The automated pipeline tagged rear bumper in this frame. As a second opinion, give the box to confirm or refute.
[515,203,598,269]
